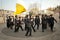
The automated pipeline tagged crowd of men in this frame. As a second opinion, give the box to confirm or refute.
[6,14,57,36]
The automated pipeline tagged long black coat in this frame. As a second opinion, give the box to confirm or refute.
[35,17,40,24]
[49,17,57,27]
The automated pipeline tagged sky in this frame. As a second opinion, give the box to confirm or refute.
[0,0,60,11]
[41,0,60,10]
[0,0,16,11]
[0,0,2,9]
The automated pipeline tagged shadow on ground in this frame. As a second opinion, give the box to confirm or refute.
[1,27,56,38]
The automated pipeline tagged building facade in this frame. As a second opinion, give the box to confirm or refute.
[0,9,14,23]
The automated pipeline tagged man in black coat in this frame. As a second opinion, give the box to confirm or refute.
[24,15,29,30]
[25,16,32,36]
[10,16,14,29]
[34,15,40,30]
[14,15,18,32]
[31,18,36,32]
[16,17,23,32]
[49,14,57,32]
[41,15,47,32]
[6,16,11,28]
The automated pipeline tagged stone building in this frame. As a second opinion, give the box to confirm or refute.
[0,9,14,23]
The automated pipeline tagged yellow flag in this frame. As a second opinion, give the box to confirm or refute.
[14,3,26,15]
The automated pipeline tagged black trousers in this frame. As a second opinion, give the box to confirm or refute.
[25,24,28,30]
[34,23,40,30]
[7,22,10,28]
[14,25,23,32]
[31,25,36,32]
[14,25,18,32]
[42,26,45,32]
[10,22,14,29]
[25,27,32,36]
[18,25,23,31]
[42,23,47,32]
[50,24,54,32]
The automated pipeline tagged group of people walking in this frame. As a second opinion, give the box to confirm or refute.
[6,14,57,36]
[41,14,57,32]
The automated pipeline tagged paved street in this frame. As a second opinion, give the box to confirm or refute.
[0,20,60,40]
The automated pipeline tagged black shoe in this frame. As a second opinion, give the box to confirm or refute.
[29,35,32,36]
[14,31,17,32]
[14,30,18,32]
[42,31,44,32]
[22,29,24,31]
[37,28,39,30]
[34,30,36,32]
[25,35,28,36]
[51,30,53,32]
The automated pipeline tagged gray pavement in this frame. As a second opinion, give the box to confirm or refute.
[0,21,60,40]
